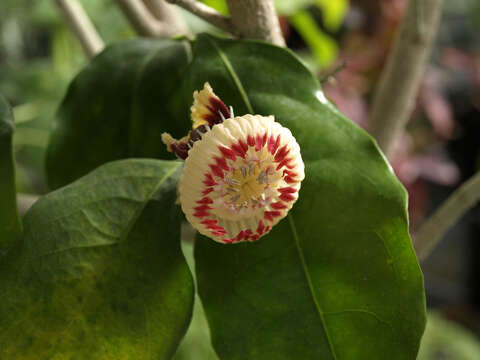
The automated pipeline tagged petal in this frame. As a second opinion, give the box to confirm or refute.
[179,115,304,244]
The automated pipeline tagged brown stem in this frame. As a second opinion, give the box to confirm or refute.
[142,0,189,34]
[368,0,443,157]
[166,0,233,33]
[225,0,284,46]
[53,0,104,58]
[116,0,185,37]
[414,171,480,261]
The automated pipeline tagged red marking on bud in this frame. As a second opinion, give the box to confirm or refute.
[265,226,271,233]
[219,146,236,161]
[223,238,234,244]
[268,134,281,155]
[247,135,255,147]
[279,193,296,202]
[270,201,287,210]
[203,173,218,187]
[170,142,189,160]
[209,97,230,120]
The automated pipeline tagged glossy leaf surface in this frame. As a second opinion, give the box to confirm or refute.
[0,159,193,359]
[46,39,191,189]
[191,34,426,359]
[0,95,21,251]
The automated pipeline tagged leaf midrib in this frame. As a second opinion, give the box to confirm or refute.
[207,35,338,359]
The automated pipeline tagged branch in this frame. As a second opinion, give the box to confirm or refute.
[165,0,233,33]
[414,171,480,261]
[142,0,189,34]
[53,0,105,59]
[17,193,39,217]
[226,0,285,46]
[368,0,443,157]
[116,0,185,38]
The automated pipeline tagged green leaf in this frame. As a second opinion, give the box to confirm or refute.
[189,34,426,359]
[0,159,194,359]
[46,39,192,190]
[274,0,316,15]
[315,0,349,31]
[0,95,21,251]
[290,10,338,68]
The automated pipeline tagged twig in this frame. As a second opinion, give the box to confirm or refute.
[414,171,480,261]
[226,0,285,46]
[368,0,443,157]
[116,0,183,38]
[165,0,233,34]
[17,193,39,217]
[142,0,189,34]
[320,61,346,83]
[53,0,105,58]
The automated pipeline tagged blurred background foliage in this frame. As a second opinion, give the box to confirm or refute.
[1,0,480,358]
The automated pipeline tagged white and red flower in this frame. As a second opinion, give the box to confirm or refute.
[162,83,304,244]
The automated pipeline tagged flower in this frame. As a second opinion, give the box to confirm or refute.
[162,83,304,244]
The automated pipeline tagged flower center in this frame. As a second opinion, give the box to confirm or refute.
[225,164,266,205]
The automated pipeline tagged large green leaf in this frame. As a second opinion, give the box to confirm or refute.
[0,95,21,251]
[190,34,426,359]
[46,39,191,189]
[0,159,193,359]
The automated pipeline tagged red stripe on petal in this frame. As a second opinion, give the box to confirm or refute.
[268,134,281,154]
[284,176,297,184]
[231,142,246,158]
[276,158,293,171]
[202,187,214,195]
[278,187,297,194]
[274,145,290,162]
[235,230,246,241]
[270,201,287,210]
[247,135,255,147]
[255,133,267,151]
[250,234,260,242]
[209,164,224,178]
[239,139,248,153]
[223,238,234,244]
[194,204,213,212]
[194,210,210,218]
[214,156,229,171]
[203,173,218,187]
[256,220,265,235]
[201,219,218,226]
[279,193,296,202]
[197,197,213,205]
[219,146,236,161]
